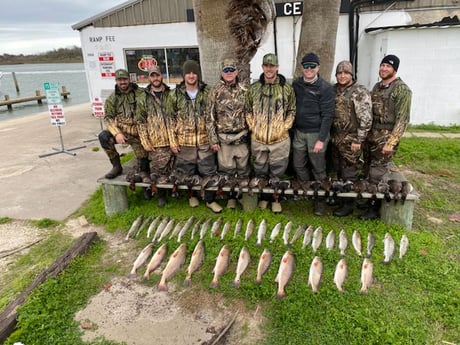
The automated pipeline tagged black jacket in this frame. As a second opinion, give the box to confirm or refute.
[292,75,335,142]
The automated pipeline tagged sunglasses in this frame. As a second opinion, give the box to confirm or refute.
[222,67,236,73]
[302,63,318,69]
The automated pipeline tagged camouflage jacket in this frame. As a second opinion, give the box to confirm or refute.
[292,75,335,142]
[168,81,211,148]
[333,81,372,143]
[371,77,412,148]
[245,74,296,144]
[136,83,174,150]
[103,83,144,137]
[206,79,248,145]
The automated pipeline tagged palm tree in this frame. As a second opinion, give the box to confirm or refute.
[192,0,275,85]
[295,0,341,82]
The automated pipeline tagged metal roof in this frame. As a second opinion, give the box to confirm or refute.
[365,14,460,33]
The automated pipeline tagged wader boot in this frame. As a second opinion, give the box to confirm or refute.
[157,189,167,208]
[314,198,326,216]
[333,198,354,217]
[139,158,151,183]
[359,199,381,220]
[105,156,122,179]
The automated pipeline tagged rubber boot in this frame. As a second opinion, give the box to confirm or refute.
[105,155,122,179]
[314,198,326,216]
[333,198,354,217]
[157,189,167,208]
[359,199,381,220]
[139,158,151,183]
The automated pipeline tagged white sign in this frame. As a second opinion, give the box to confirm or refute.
[99,52,115,78]
[92,97,105,117]
[44,82,65,126]
[48,104,66,126]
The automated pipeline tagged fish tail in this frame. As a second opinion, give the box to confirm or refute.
[209,279,220,288]
[276,290,286,299]
[232,280,241,288]
[255,277,262,284]
[183,277,192,287]
[127,272,137,279]
[157,279,169,292]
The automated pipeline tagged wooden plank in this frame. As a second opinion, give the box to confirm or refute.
[0,232,98,343]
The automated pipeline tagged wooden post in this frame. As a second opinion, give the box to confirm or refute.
[12,72,19,92]
[241,192,258,212]
[4,95,12,110]
[62,86,69,99]
[102,184,129,216]
[380,199,415,230]
[36,90,42,105]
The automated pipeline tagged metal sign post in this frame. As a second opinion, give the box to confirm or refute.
[39,82,86,158]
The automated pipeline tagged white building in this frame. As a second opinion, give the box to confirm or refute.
[72,0,460,125]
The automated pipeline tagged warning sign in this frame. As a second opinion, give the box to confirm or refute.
[48,104,66,126]
[92,97,105,117]
[99,52,115,78]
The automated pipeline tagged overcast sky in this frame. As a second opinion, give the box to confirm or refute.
[0,0,121,55]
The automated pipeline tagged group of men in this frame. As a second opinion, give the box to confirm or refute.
[98,51,411,219]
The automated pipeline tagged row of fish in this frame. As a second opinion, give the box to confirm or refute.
[125,215,408,262]
[129,237,404,297]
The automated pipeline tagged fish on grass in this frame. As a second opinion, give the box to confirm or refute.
[282,221,293,246]
[289,224,306,246]
[383,232,395,264]
[302,225,314,249]
[157,219,175,243]
[255,248,272,284]
[339,229,348,256]
[311,226,323,253]
[210,217,223,237]
[325,230,335,250]
[399,234,409,259]
[233,218,243,239]
[200,218,212,240]
[178,216,196,243]
[274,250,295,299]
[232,246,251,287]
[256,219,267,246]
[366,232,375,258]
[184,240,205,286]
[135,216,152,238]
[210,244,231,288]
[352,230,363,257]
[128,242,154,279]
[308,256,323,293]
[152,216,170,243]
[190,218,203,240]
[143,243,168,280]
[245,219,255,241]
[333,258,347,293]
[146,216,162,239]
[360,258,373,294]
[220,221,232,241]
[269,222,282,243]
[158,243,187,291]
[125,215,143,241]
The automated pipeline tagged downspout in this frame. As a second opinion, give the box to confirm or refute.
[273,17,278,56]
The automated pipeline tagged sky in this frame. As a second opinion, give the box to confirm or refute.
[0,0,122,55]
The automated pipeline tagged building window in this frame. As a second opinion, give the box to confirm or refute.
[124,47,200,85]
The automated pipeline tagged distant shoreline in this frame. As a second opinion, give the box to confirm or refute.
[0,46,83,65]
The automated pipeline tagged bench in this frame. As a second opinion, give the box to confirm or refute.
[97,162,419,230]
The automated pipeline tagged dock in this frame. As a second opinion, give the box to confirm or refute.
[0,86,70,110]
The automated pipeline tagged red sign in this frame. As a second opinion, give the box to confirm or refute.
[138,56,158,72]
[92,97,105,117]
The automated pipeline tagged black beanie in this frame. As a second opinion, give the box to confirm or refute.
[380,54,400,71]
[183,60,200,76]
[301,52,320,65]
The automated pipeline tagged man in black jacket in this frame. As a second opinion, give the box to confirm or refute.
[292,52,335,216]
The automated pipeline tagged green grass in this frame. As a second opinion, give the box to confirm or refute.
[3,136,460,345]
[407,123,460,133]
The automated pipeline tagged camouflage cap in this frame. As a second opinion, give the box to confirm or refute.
[148,65,162,75]
[115,69,129,79]
[335,61,353,75]
[221,58,237,70]
[262,53,278,65]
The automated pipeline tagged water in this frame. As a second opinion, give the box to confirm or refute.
[0,63,90,121]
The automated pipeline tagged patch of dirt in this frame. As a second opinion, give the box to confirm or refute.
[0,218,265,345]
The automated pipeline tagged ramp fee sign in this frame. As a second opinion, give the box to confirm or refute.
[44,82,65,126]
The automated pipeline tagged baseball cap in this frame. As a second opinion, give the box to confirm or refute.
[115,69,129,79]
[148,65,162,75]
[221,58,237,70]
[262,53,278,65]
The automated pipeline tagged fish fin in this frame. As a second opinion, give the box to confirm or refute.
[157,282,169,292]
[276,290,286,299]
[232,280,241,288]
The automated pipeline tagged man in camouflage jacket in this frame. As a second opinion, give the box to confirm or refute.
[245,53,296,213]
[98,69,149,179]
[207,58,249,209]
[331,61,372,217]
[136,65,175,206]
[360,54,412,220]
[169,60,220,212]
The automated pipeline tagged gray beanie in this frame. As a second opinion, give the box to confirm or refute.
[183,60,200,76]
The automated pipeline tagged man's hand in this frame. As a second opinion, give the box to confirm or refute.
[313,140,324,153]
[171,146,180,154]
[211,143,220,152]
[382,144,393,155]
[351,142,361,152]
[115,133,127,144]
